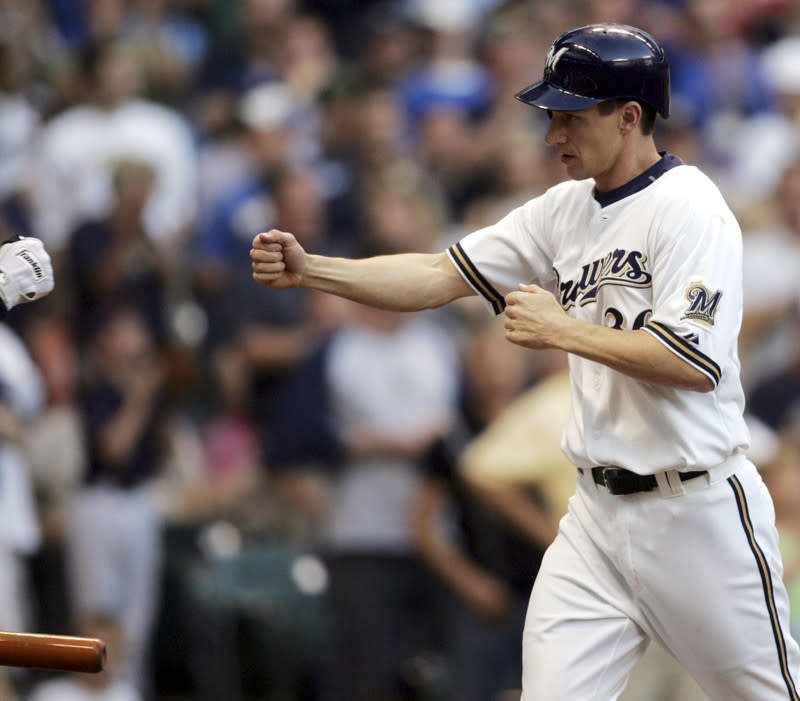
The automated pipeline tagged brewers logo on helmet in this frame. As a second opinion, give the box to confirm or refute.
[515,23,670,118]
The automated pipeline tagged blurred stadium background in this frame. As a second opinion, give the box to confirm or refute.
[0,0,799,699]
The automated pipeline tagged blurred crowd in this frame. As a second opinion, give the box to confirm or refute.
[0,0,799,699]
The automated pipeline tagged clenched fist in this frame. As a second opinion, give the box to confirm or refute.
[504,283,568,350]
[0,236,54,312]
[250,229,308,289]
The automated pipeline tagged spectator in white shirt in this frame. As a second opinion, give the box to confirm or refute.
[29,38,197,254]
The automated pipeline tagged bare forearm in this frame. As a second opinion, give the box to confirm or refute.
[240,326,311,367]
[556,319,712,392]
[253,231,474,308]
[469,482,557,548]
[505,285,713,392]
[412,487,503,601]
[304,252,471,311]
[343,421,448,460]
[98,395,154,465]
[418,529,496,595]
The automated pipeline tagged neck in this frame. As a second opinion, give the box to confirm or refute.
[594,138,661,192]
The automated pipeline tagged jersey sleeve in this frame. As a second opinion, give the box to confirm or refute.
[447,198,554,314]
[642,189,742,389]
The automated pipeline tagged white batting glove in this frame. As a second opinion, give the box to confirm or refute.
[0,237,54,311]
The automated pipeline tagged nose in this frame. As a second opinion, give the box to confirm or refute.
[545,120,565,145]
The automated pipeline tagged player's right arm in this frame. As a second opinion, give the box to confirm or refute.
[250,229,475,311]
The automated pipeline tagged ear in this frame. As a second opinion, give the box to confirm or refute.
[619,101,642,134]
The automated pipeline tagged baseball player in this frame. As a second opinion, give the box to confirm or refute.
[251,23,800,701]
[0,236,54,316]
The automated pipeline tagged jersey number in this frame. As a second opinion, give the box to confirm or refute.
[604,307,652,330]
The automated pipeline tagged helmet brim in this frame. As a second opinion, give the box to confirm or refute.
[514,80,605,112]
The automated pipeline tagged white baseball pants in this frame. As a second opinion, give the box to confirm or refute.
[66,484,162,690]
[521,455,800,700]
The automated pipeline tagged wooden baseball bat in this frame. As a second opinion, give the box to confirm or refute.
[0,631,106,673]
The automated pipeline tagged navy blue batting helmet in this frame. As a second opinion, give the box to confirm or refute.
[515,24,670,118]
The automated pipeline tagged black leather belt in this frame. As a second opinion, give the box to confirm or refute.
[577,466,708,495]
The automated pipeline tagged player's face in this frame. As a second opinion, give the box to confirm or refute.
[544,105,625,188]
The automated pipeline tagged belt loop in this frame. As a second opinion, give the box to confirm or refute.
[655,470,685,497]
[576,467,597,492]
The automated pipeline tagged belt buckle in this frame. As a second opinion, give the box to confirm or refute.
[599,466,623,487]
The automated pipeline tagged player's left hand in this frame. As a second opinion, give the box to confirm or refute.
[0,236,54,311]
[504,283,568,350]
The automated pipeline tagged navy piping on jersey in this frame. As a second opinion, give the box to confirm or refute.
[728,475,800,701]
[447,241,506,314]
[643,321,722,387]
[450,154,686,312]
[593,152,683,208]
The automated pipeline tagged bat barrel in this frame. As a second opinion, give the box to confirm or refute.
[0,632,106,673]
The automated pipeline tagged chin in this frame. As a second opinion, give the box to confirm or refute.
[565,166,591,181]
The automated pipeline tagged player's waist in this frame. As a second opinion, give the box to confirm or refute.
[577,466,705,495]
[576,452,748,496]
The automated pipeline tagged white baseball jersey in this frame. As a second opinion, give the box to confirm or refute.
[447,153,750,475]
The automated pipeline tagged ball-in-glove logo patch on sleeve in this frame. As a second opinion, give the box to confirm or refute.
[681,281,722,327]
